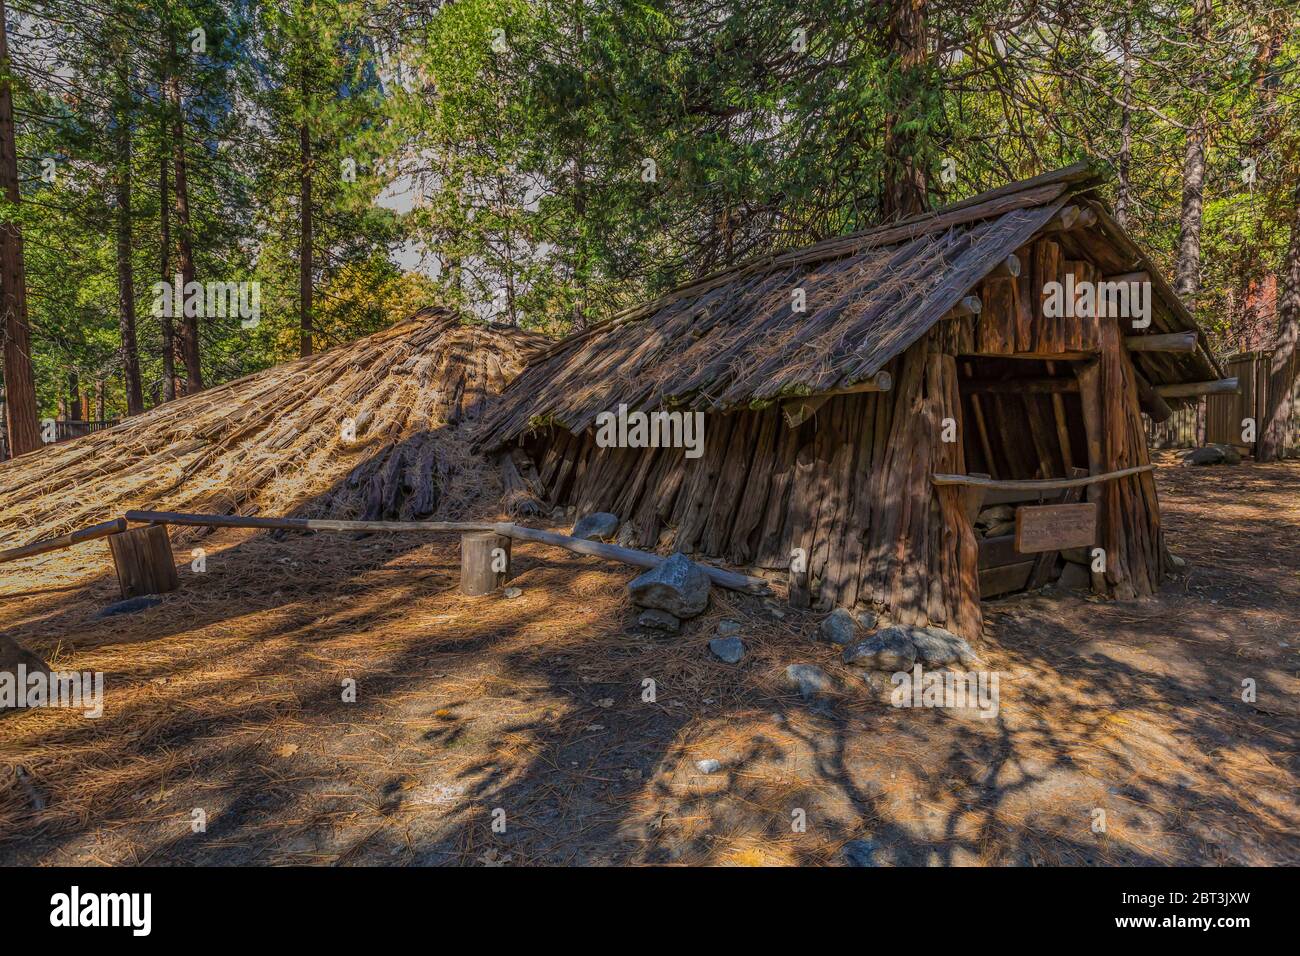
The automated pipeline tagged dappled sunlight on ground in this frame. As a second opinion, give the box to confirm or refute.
[2,460,1297,865]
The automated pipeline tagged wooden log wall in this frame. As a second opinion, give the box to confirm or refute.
[525,324,983,639]
[522,236,1167,633]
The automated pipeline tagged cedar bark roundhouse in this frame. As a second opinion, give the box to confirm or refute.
[478,164,1228,640]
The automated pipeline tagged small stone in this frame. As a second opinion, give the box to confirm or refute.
[854,609,880,631]
[819,607,858,645]
[841,838,880,867]
[709,636,745,664]
[716,619,742,637]
[1168,552,1186,569]
[908,626,979,666]
[637,608,681,633]
[615,522,638,547]
[628,553,711,618]
[842,626,916,672]
[571,511,620,541]
[503,586,523,599]
[96,595,163,618]
[695,759,722,774]
[784,663,832,698]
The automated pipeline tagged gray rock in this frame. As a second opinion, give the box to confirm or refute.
[96,595,163,618]
[842,627,916,672]
[695,759,722,774]
[819,607,858,645]
[908,626,979,666]
[1217,443,1242,465]
[784,663,832,699]
[854,609,881,631]
[1061,547,1091,565]
[709,636,745,664]
[637,608,681,633]
[571,511,620,540]
[983,520,1016,538]
[503,586,523,599]
[615,521,638,547]
[841,838,880,867]
[1183,445,1225,466]
[1168,552,1187,570]
[715,619,742,637]
[628,553,710,618]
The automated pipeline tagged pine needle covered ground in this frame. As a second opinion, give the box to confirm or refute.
[1,439,1296,863]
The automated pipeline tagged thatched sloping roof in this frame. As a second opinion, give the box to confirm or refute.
[0,309,548,550]
[480,163,1220,449]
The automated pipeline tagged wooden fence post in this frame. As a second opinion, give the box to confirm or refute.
[108,525,179,599]
[460,531,511,596]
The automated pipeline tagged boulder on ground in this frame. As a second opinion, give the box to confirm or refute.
[908,626,979,666]
[628,553,710,618]
[784,663,832,699]
[819,607,858,645]
[709,636,745,664]
[571,511,620,540]
[1183,445,1225,466]
[842,627,916,672]
[1,636,49,713]
[637,608,681,634]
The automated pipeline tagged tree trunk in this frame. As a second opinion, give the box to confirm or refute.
[1258,182,1300,462]
[0,0,40,457]
[299,119,313,357]
[168,69,203,391]
[881,0,931,221]
[1174,0,1212,303]
[1115,34,1133,229]
[115,62,143,415]
[159,37,176,402]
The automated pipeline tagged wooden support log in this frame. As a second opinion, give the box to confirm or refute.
[126,510,499,533]
[1133,370,1174,423]
[0,518,127,565]
[1154,377,1240,399]
[1043,205,1080,232]
[460,531,511,596]
[930,464,1156,491]
[949,295,982,318]
[123,509,770,594]
[108,525,179,599]
[1124,331,1198,353]
[780,371,892,428]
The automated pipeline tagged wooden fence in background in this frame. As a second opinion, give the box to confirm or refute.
[1206,350,1300,458]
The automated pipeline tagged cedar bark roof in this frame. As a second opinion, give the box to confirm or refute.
[479,162,1221,449]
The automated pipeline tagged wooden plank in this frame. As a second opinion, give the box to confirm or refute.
[980,560,1035,598]
[978,533,1022,569]
[1014,502,1098,554]
[1026,466,1089,588]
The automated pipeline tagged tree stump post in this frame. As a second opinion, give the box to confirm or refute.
[108,525,179,599]
[460,531,511,596]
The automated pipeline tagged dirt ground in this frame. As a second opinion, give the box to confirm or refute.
[1,454,1297,866]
